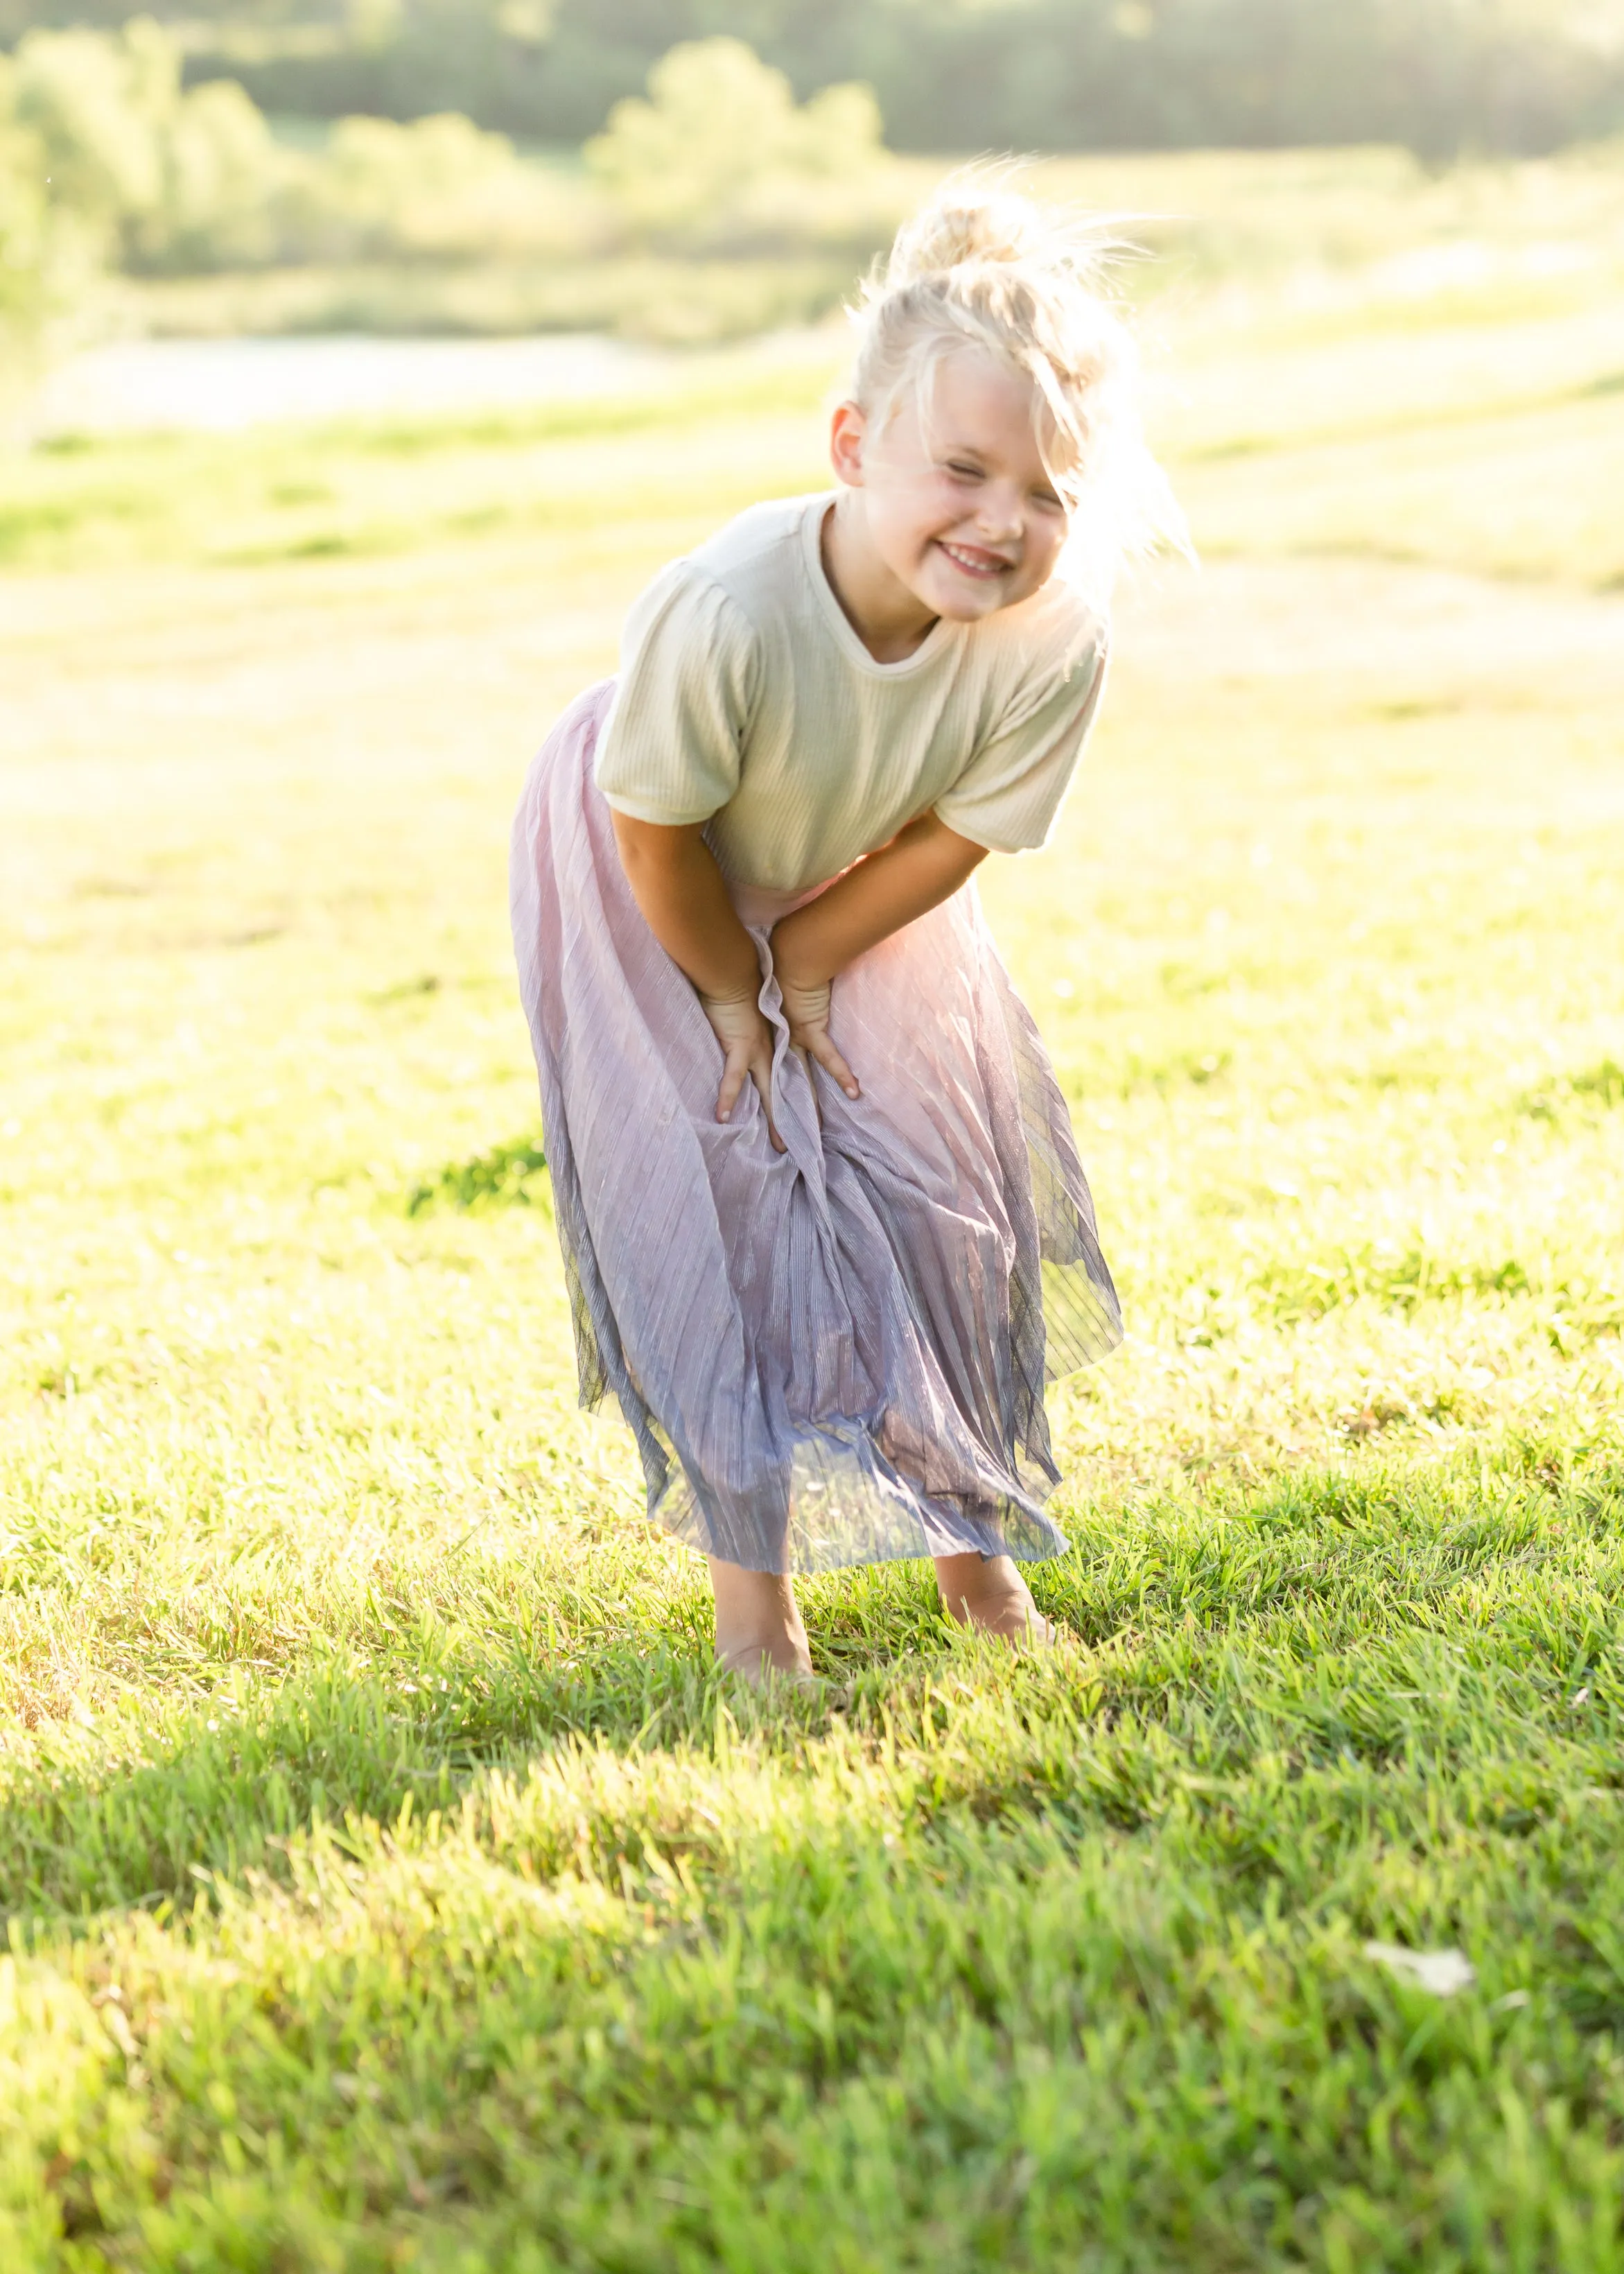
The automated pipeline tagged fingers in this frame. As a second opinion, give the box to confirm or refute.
[716,1041,785,1152]
[803,1028,860,1100]
[716,1048,749,1126]
[749,1054,787,1154]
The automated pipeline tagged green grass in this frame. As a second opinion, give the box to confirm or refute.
[1,363,841,573]
[19,259,1624,591]
[3,158,1624,2268]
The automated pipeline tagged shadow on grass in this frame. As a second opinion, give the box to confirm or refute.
[0,1560,963,1926]
[0,1629,714,1925]
[9,1456,1622,1927]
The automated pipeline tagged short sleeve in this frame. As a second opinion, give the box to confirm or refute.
[934,632,1109,855]
[594,562,758,826]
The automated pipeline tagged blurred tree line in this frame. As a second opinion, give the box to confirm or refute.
[0,20,890,268]
[0,21,897,365]
[3,0,1622,159]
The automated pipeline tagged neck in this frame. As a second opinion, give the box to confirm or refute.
[820,492,939,664]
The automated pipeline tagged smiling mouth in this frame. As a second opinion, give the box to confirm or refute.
[937,540,1013,580]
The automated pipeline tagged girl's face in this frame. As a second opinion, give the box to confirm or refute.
[830,349,1072,625]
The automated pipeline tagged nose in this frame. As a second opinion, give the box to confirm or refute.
[973,482,1025,544]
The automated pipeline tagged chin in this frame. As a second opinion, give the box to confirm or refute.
[929,576,1012,623]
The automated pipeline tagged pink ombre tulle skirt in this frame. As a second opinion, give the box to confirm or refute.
[509,682,1122,1575]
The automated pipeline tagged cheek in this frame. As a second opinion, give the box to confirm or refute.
[1026,519,1067,580]
[876,483,954,560]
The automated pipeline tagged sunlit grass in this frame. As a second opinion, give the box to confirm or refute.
[1,363,840,572]
[3,175,1624,2266]
[19,265,1624,589]
[1182,386,1624,588]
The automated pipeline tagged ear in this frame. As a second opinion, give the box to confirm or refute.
[829,399,868,488]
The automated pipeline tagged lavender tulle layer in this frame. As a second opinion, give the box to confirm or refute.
[509,680,1124,1577]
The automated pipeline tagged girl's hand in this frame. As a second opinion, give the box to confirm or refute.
[699,991,785,1154]
[778,973,860,1100]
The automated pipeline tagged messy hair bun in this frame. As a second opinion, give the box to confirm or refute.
[848,171,1185,605]
[887,186,1056,280]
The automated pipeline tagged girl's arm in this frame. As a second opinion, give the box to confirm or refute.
[610,812,785,1150]
[769,811,988,1095]
[611,806,986,1129]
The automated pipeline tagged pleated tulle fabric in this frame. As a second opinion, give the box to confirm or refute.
[510,680,1123,1575]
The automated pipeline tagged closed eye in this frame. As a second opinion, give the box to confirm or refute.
[945,460,984,480]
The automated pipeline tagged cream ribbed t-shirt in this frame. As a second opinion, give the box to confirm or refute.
[595,492,1108,893]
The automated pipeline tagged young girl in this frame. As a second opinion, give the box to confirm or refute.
[512,181,1174,1683]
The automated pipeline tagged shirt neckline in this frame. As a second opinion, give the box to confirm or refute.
[798,495,959,680]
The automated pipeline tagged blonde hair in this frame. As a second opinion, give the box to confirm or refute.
[847,171,1186,607]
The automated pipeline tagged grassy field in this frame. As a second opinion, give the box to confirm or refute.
[3,150,1624,2268]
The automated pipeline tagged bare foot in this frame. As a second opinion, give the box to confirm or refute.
[714,1641,819,1690]
[709,1556,815,1687]
[933,1552,1057,1647]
